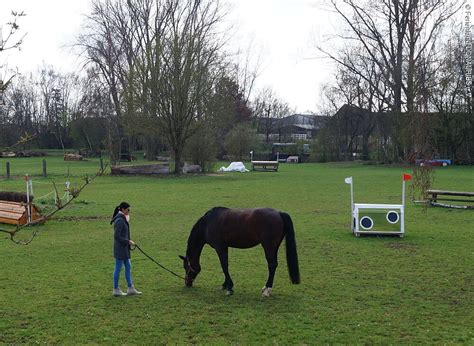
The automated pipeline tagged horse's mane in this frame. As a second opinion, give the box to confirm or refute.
[187,207,228,251]
[203,206,228,220]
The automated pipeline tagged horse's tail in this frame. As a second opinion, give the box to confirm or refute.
[280,212,300,284]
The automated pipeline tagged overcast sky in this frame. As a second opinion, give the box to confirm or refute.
[1,0,337,113]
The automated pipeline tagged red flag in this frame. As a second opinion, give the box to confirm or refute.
[403,173,412,181]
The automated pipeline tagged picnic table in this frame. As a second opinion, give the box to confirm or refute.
[426,189,474,209]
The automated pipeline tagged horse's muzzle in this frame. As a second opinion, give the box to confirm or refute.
[185,277,193,287]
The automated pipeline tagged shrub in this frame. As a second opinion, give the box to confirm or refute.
[224,123,258,161]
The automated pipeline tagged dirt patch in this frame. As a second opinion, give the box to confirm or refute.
[56,215,108,222]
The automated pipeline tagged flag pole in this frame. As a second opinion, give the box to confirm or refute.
[345,176,354,220]
[402,179,406,209]
[402,173,411,209]
[350,180,354,212]
[349,178,354,233]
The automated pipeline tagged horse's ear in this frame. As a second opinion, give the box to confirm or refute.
[179,255,185,260]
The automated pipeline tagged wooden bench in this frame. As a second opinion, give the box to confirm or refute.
[427,189,474,209]
[251,160,279,172]
[0,200,42,226]
[250,151,279,172]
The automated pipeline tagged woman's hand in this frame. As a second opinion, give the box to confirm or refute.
[129,240,136,246]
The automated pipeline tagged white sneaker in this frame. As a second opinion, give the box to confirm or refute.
[112,288,127,296]
[127,286,142,295]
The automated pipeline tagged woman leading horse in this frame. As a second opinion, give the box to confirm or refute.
[179,207,300,296]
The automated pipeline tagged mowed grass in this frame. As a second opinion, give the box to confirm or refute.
[0,155,473,344]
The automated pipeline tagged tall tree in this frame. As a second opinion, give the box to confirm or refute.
[321,0,463,160]
[77,0,141,163]
[150,0,226,173]
[205,74,252,158]
[78,0,228,172]
[325,0,461,113]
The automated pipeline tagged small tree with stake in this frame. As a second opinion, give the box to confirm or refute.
[0,166,106,245]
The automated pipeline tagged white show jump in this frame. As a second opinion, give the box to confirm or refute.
[344,174,412,237]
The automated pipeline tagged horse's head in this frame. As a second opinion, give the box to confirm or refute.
[179,255,200,287]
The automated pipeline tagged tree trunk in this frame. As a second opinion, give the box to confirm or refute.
[174,148,182,175]
[361,133,370,160]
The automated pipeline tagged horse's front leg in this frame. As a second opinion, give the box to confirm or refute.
[216,247,234,295]
[262,248,278,297]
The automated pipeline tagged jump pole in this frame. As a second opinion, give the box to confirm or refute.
[344,176,354,231]
[25,174,32,223]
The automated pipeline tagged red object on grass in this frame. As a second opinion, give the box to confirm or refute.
[403,173,412,181]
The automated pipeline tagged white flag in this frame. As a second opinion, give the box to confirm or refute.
[344,177,353,184]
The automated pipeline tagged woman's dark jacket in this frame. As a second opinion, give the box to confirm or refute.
[112,213,131,260]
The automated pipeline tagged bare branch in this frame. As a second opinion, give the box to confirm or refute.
[0,166,106,245]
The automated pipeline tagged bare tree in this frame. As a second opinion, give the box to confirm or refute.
[324,0,462,113]
[252,87,290,143]
[228,36,264,104]
[1,11,26,105]
[0,11,26,53]
[76,0,142,164]
[35,66,79,151]
[77,0,228,172]
[151,0,227,173]
[427,28,474,159]
[320,0,463,161]
[1,74,39,147]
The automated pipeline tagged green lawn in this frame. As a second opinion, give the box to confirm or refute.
[0,156,473,343]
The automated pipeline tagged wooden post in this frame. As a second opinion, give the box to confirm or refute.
[6,161,10,179]
[42,159,47,177]
[100,158,104,172]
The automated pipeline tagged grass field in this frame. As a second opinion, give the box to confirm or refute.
[0,155,473,344]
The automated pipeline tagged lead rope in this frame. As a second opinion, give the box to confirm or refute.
[132,244,185,281]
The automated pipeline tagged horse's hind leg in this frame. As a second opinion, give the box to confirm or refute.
[216,247,234,295]
[262,247,278,297]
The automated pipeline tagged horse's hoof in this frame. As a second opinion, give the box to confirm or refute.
[226,290,233,296]
[261,287,272,297]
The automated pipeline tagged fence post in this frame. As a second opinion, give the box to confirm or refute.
[100,158,104,172]
[42,159,47,177]
[6,161,10,179]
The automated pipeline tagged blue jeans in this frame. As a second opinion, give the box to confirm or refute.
[113,259,133,289]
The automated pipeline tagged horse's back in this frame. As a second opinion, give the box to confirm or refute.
[204,207,284,249]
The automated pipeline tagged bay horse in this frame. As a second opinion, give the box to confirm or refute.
[179,207,300,296]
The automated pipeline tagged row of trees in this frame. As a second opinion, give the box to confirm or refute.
[0,61,263,169]
[1,0,298,173]
[0,68,83,149]
[317,0,473,162]
[2,0,472,170]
